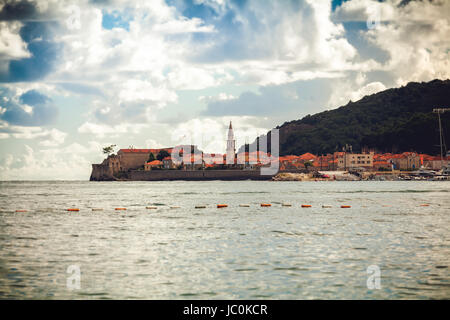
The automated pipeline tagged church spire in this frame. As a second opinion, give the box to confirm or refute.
[226,120,235,165]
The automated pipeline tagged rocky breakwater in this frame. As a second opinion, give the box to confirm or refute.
[272,171,361,181]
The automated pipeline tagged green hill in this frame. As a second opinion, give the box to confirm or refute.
[246,79,450,156]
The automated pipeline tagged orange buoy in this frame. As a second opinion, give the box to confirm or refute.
[115,208,126,210]
[261,203,271,207]
[301,204,312,208]
[217,204,228,208]
[15,210,28,212]
[419,204,429,207]
[67,208,79,212]
[341,205,351,208]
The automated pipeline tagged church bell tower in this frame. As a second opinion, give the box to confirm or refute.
[226,121,235,165]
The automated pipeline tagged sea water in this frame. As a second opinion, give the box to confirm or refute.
[0,180,449,299]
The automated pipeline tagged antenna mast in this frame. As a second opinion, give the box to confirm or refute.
[433,108,449,168]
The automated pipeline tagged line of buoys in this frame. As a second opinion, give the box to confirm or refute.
[26,202,387,212]
[419,204,429,207]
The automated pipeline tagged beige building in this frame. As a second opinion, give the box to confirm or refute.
[423,156,450,170]
[162,156,176,169]
[117,148,172,171]
[337,152,374,170]
[391,152,420,170]
[144,160,163,171]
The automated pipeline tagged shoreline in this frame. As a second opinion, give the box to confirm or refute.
[89,170,450,182]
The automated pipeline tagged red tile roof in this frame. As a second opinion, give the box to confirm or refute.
[120,148,173,154]
[120,148,152,153]
[147,160,163,165]
[299,152,316,160]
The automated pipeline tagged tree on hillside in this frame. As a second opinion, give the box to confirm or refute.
[304,160,313,172]
[148,153,155,162]
[157,150,170,161]
[103,144,116,156]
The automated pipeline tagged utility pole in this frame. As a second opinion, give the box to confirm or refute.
[433,108,449,169]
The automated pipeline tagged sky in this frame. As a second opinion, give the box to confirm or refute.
[0,0,449,180]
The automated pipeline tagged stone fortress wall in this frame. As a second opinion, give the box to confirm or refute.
[129,169,274,181]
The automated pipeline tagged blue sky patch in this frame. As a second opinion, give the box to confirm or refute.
[0,88,58,126]
[102,10,132,30]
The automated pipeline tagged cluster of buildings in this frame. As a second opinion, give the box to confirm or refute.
[95,121,449,177]
[279,151,448,171]
[110,147,449,174]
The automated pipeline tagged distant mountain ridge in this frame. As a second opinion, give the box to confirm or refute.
[245,79,450,156]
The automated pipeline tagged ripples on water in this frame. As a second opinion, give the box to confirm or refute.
[0,180,449,299]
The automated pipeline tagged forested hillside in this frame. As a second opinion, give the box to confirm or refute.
[246,79,450,155]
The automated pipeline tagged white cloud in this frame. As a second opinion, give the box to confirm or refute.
[78,121,148,138]
[152,17,216,34]
[335,0,450,84]
[38,129,68,147]
[0,21,30,62]
[333,0,395,23]
[0,144,95,180]
[171,116,268,154]
[199,92,236,103]
[210,0,360,86]
[10,127,66,145]
[167,66,220,90]
[145,138,164,149]
[39,0,362,109]
[41,0,221,124]
[0,121,67,146]
[353,81,386,100]
[118,79,177,104]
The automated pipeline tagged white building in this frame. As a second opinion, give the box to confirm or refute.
[226,121,236,165]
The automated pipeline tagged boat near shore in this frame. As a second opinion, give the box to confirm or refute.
[271,169,450,181]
